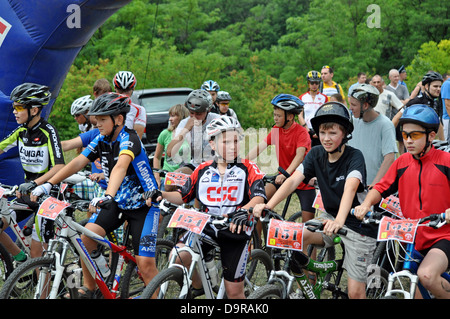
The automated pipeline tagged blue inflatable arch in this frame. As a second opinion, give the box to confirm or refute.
[0,0,131,185]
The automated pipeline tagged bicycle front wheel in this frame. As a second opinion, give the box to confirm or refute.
[120,239,174,299]
[0,256,78,299]
[140,267,191,299]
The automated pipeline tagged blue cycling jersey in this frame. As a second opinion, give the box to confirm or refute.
[82,126,158,210]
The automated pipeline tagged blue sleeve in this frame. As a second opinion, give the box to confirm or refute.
[81,134,101,162]
[79,128,100,148]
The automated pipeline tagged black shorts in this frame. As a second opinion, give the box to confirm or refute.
[89,202,160,257]
[420,239,450,268]
[182,224,250,282]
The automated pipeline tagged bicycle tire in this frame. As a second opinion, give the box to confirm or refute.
[140,266,191,299]
[0,242,14,282]
[244,248,274,297]
[119,239,174,299]
[366,266,389,299]
[287,211,302,223]
[247,283,283,299]
[0,256,78,299]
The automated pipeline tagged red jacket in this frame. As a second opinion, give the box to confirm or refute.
[374,147,450,251]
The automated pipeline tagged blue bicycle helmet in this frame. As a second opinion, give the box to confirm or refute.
[398,104,439,133]
[271,94,304,115]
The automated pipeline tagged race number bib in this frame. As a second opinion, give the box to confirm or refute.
[37,197,71,220]
[168,207,211,234]
[165,172,189,187]
[379,195,404,218]
[267,219,304,251]
[377,216,419,244]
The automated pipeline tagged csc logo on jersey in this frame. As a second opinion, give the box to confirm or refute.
[206,186,238,202]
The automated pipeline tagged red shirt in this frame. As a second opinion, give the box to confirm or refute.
[265,122,313,190]
[374,147,450,251]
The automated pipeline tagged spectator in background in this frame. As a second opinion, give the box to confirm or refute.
[441,74,450,143]
[93,78,112,98]
[385,69,410,104]
[299,70,328,146]
[371,74,405,154]
[348,72,367,97]
[320,65,345,102]
[398,65,408,92]
[113,71,146,139]
[211,91,239,121]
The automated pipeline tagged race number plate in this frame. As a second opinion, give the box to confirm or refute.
[377,216,419,244]
[379,195,403,218]
[165,172,189,187]
[267,219,304,251]
[37,197,70,220]
[312,191,325,212]
[169,207,211,234]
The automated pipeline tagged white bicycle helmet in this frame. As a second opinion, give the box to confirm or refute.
[201,80,220,92]
[70,95,93,116]
[206,115,241,140]
[113,71,137,90]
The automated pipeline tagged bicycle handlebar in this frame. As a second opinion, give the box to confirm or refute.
[159,199,253,228]
[262,166,291,184]
[0,184,18,197]
[350,209,447,228]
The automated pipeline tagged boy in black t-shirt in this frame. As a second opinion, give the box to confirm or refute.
[253,102,376,299]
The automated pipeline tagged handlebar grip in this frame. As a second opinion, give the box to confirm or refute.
[278,167,290,178]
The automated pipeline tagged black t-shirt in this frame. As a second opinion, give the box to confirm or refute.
[299,145,376,237]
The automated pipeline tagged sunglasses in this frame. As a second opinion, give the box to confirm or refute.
[12,103,26,112]
[401,130,427,141]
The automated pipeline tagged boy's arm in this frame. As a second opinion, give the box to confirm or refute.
[61,136,83,152]
[353,188,382,220]
[245,140,268,161]
[160,190,184,205]
[33,164,65,186]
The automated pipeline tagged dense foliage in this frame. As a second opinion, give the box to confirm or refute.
[50,0,449,140]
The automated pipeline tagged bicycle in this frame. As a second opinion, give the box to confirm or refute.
[0,195,171,299]
[357,210,450,299]
[247,208,349,299]
[139,199,273,299]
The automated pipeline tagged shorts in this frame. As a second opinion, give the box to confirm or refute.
[313,212,377,283]
[271,182,315,213]
[89,202,160,257]
[181,223,250,282]
[420,239,450,268]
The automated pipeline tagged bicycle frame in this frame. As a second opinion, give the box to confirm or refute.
[37,206,136,299]
[385,242,450,299]
[0,186,34,255]
[160,232,225,299]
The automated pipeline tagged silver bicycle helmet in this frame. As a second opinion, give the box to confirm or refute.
[216,91,232,103]
[185,89,213,112]
[206,115,241,140]
[71,95,93,116]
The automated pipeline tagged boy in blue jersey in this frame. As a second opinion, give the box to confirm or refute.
[32,93,160,298]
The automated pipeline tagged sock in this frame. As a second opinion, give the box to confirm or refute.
[13,250,27,262]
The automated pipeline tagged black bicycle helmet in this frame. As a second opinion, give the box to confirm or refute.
[310,102,353,136]
[185,89,213,112]
[88,92,130,116]
[421,71,443,86]
[10,83,51,107]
